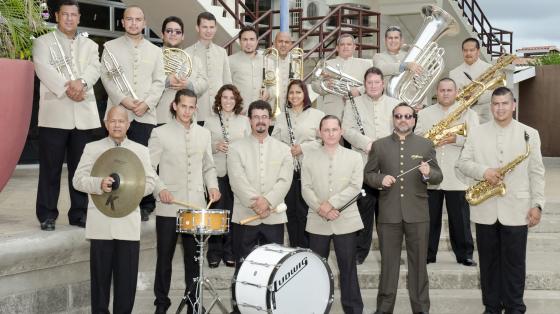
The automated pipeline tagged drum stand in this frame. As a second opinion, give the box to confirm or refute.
[176,233,229,314]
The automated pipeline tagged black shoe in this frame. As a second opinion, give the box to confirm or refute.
[40,218,56,231]
[459,258,478,267]
[208,260,220,268]
[154,304,169,314]
[141,208,150,221]
[414,312,429,314]
[224,259,236,267]
[374,311,391,314]
[69,215,87,228]
[356,256,366,265]
[427,257,436,264]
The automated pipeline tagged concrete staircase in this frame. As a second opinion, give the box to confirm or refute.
[131,160,560,313]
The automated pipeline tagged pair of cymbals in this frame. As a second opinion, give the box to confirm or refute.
[90,147,145,218]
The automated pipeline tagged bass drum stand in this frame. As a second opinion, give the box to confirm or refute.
[175,233,229,314]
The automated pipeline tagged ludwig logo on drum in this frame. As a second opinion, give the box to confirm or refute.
[272,256,308,292]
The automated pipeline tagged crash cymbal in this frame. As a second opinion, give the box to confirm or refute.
[91,147,145,218]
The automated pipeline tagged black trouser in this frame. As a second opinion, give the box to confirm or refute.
[355,184,378,260]
[476,222,528,314]
[36,127,91,223]
[310,232,363,314]
[90,239,140,314]
[154,216,198,309]
[127,120,156,213]
[231,222,284,270]
[285,170,309,248]
[207,175,234,262]
[427,190,474,262]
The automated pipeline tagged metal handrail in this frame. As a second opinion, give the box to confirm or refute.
[455,0,513,56]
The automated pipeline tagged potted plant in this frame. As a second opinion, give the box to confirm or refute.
[0,0,49,191]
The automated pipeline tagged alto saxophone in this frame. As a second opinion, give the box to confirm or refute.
[465,131,531,205]
[424,54,516,145]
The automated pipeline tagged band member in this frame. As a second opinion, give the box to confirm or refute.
[266,32,293,114]
[450,38,493,123]
[364,103,442,314]
[372,26,422,87]
[156,16,208,125]
[228,25,269,107]
[341,67,400,264]
[228,100,293,266]
[32,0,101,231]
[148,88,220,313]
[457,87,545,314]
[186,12,232,124]
[311,33,372,118]
[204,85,251,267]
[415,78,479,266]
[302,115,364,314]
[272,80,325,248]
[100,5,165,221]
[73,106,156,313]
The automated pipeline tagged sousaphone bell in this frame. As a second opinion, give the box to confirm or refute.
[90,147,145,218]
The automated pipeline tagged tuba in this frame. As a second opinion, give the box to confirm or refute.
[262,47,281,117]
[424,54,515,145]
[289,47,304,80]
[465,132,531,205]
[163,48,192,80]
[386,5,458,106]
[313,59,363,97]
[102,45,138,100]
[49,32,76,81]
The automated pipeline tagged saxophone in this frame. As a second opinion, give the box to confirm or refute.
[424,54,516,145]
[465,131,531,205]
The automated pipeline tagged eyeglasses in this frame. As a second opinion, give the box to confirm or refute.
[394,114,414,120]
[165,28,183,35]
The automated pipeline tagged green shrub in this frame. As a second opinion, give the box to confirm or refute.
[529,51,560,66]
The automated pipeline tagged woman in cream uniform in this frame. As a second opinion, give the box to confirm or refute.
[204,84,251,267]
[301,115,364,314]
[148,88,220,313]
[272,79,325,248]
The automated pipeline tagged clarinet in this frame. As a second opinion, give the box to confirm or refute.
[218,111,230,143]
[285,106,301,172]
[347,83,365,135]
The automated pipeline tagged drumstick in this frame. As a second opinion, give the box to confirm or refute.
[240,203,288,225]
[338,189,366,213]
[395,159,433,179]
[172,200,203,210]
[206,198,214,210]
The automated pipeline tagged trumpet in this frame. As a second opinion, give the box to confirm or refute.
[313,60,363,97]
[163,47,192,80]
[262,47,281,117]
[49,31,76,81]
[102,45,138,100]
[289,47,304,80]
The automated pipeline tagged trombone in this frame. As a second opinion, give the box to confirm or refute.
[49,32,76,81]
[289,47,304,80]
[102,45,138,100]
[262,47,280,117]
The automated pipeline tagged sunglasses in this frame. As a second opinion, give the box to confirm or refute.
[165,28,183,35]
[394,114,414,120]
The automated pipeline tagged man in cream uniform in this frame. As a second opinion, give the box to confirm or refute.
[266,32,293,115]
[186,12,232,124]
[342,67,400,264]
[372,26,422,89]
[302,115,364,314]
[312,33,372,119]
[149,88,220,313]
[73,106,156,314]
[450,38,493,123]
[228,25,269,107]
[415,78,479,266]
[458,87,545,314]
[101,5,165,220]
[228,100,293,266]
[156,16,208,125]
[32,0,101,230]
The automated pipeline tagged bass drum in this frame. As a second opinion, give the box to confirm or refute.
[233,244,334,314]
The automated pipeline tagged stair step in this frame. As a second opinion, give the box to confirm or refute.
[132,288,560,314]
[136,251,560,292]
[437,213,560,233]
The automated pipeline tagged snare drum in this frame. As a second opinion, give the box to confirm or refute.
[176,208,229,235]
[233,244,334,314]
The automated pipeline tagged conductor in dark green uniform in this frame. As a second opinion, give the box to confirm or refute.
[364,103,443,314]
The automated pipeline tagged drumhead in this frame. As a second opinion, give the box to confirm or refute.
[234,244,334,314]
